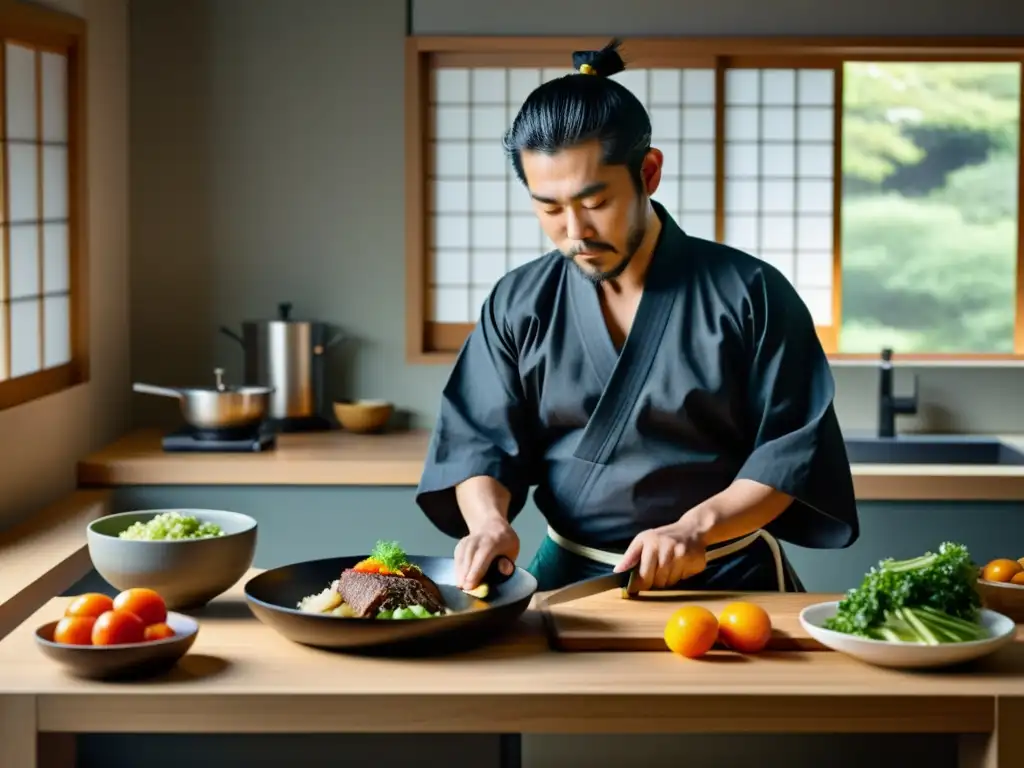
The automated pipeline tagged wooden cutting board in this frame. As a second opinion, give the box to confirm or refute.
[540,589,847,652]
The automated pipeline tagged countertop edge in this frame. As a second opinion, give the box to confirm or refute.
[75,430,1024,501]
[0,490,112,638]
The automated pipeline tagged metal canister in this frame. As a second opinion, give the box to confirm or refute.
[220,302,343,431]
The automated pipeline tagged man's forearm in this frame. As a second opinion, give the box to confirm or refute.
[679,479,793,547]
[455,475,512,531]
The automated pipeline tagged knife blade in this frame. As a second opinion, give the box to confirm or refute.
[540,568,642,607]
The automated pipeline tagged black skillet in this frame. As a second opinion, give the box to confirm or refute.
[243,554,536,656]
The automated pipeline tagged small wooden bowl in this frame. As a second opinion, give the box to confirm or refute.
[333,399,394,433]
[976,579,1024,623]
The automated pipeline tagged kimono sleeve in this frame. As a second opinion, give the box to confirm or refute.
[734,267,859,549]
[415,289,535,539]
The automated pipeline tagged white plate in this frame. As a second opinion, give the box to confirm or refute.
[799,601,1017,669]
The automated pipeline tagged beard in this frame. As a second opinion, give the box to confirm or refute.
[561,199,648,284]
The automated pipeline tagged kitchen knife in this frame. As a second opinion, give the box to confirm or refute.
[540,568,642,607]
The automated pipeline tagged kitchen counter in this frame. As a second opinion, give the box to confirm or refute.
[78,429,429,486]
[1,573,1022,767]
[76,429,1024,501]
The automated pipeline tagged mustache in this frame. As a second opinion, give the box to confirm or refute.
[566,240,617,257]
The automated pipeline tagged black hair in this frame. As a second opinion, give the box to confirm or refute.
[502,39,652,190]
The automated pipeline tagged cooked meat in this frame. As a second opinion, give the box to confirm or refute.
[337,569,446,618]
[405,568,444,605]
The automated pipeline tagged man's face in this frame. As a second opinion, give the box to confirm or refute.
[519,140,662,283]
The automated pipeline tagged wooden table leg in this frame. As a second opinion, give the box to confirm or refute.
[960,697,1024,767]
[498,733,521,768]
[38,734,76,768]
[0,695,38,768]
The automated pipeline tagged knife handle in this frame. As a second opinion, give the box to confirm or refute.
[621,569,642,598]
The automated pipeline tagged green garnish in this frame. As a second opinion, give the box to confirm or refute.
[369,540,415,573]
[823,541,986,644]
[117,511,224,541]
[377,605,440,620]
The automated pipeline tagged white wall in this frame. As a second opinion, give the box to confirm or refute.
[0,0,130,529]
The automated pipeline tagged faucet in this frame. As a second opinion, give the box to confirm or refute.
[878,348,918,438]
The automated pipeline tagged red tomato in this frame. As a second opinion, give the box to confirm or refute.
[113,588,167,626]
[143,622,176,641]
[91,609,145,646]
[53,615,96,645]
[65,593,114,619]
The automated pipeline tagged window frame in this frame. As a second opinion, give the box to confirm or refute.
[0,1,87,410]
[405,36,1024,364]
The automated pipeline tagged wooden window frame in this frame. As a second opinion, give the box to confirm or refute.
[405,36,1024,364]
[0,1,87,410]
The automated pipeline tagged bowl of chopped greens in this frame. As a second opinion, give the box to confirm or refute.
[799,542,1016,669]
[87,509,258,610]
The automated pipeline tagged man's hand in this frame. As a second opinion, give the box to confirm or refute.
[613,520,706,591]
[454,518,519,591]
[611,480,793,592]
[453,476,520,590]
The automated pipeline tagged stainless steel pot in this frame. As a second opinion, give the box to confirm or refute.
[220,302,343,431]
[133,368,274,431]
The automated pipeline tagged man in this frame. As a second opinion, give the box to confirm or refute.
[416,39,859,594]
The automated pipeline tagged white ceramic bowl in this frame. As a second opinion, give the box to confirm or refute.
[87,509,257,610]
[799,601,1016,669]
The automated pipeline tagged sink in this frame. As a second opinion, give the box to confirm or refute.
[844,435,1024,466]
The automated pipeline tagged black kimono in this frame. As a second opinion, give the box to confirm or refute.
[416,202,859,592]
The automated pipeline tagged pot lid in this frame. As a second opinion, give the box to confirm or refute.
[242,301,328,325]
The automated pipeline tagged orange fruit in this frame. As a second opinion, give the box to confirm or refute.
[143,622,176,641]
[1011,571,1024,586]
[717,601,773,654]
[64,593,114,620]
[113,588,167,626]
[91,609,146,646]
[53,615,96,645]
[664,606,719,658]
[982,559,1022,583]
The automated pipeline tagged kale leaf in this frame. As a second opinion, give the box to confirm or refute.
[823,541,981,637]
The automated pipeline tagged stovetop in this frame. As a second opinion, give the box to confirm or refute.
[162,425,277,453]
[160,415,337,453]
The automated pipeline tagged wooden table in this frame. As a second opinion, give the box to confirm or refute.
[2,573,1023,767]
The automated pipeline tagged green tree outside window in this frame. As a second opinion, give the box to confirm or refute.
[840,62,1020,354]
